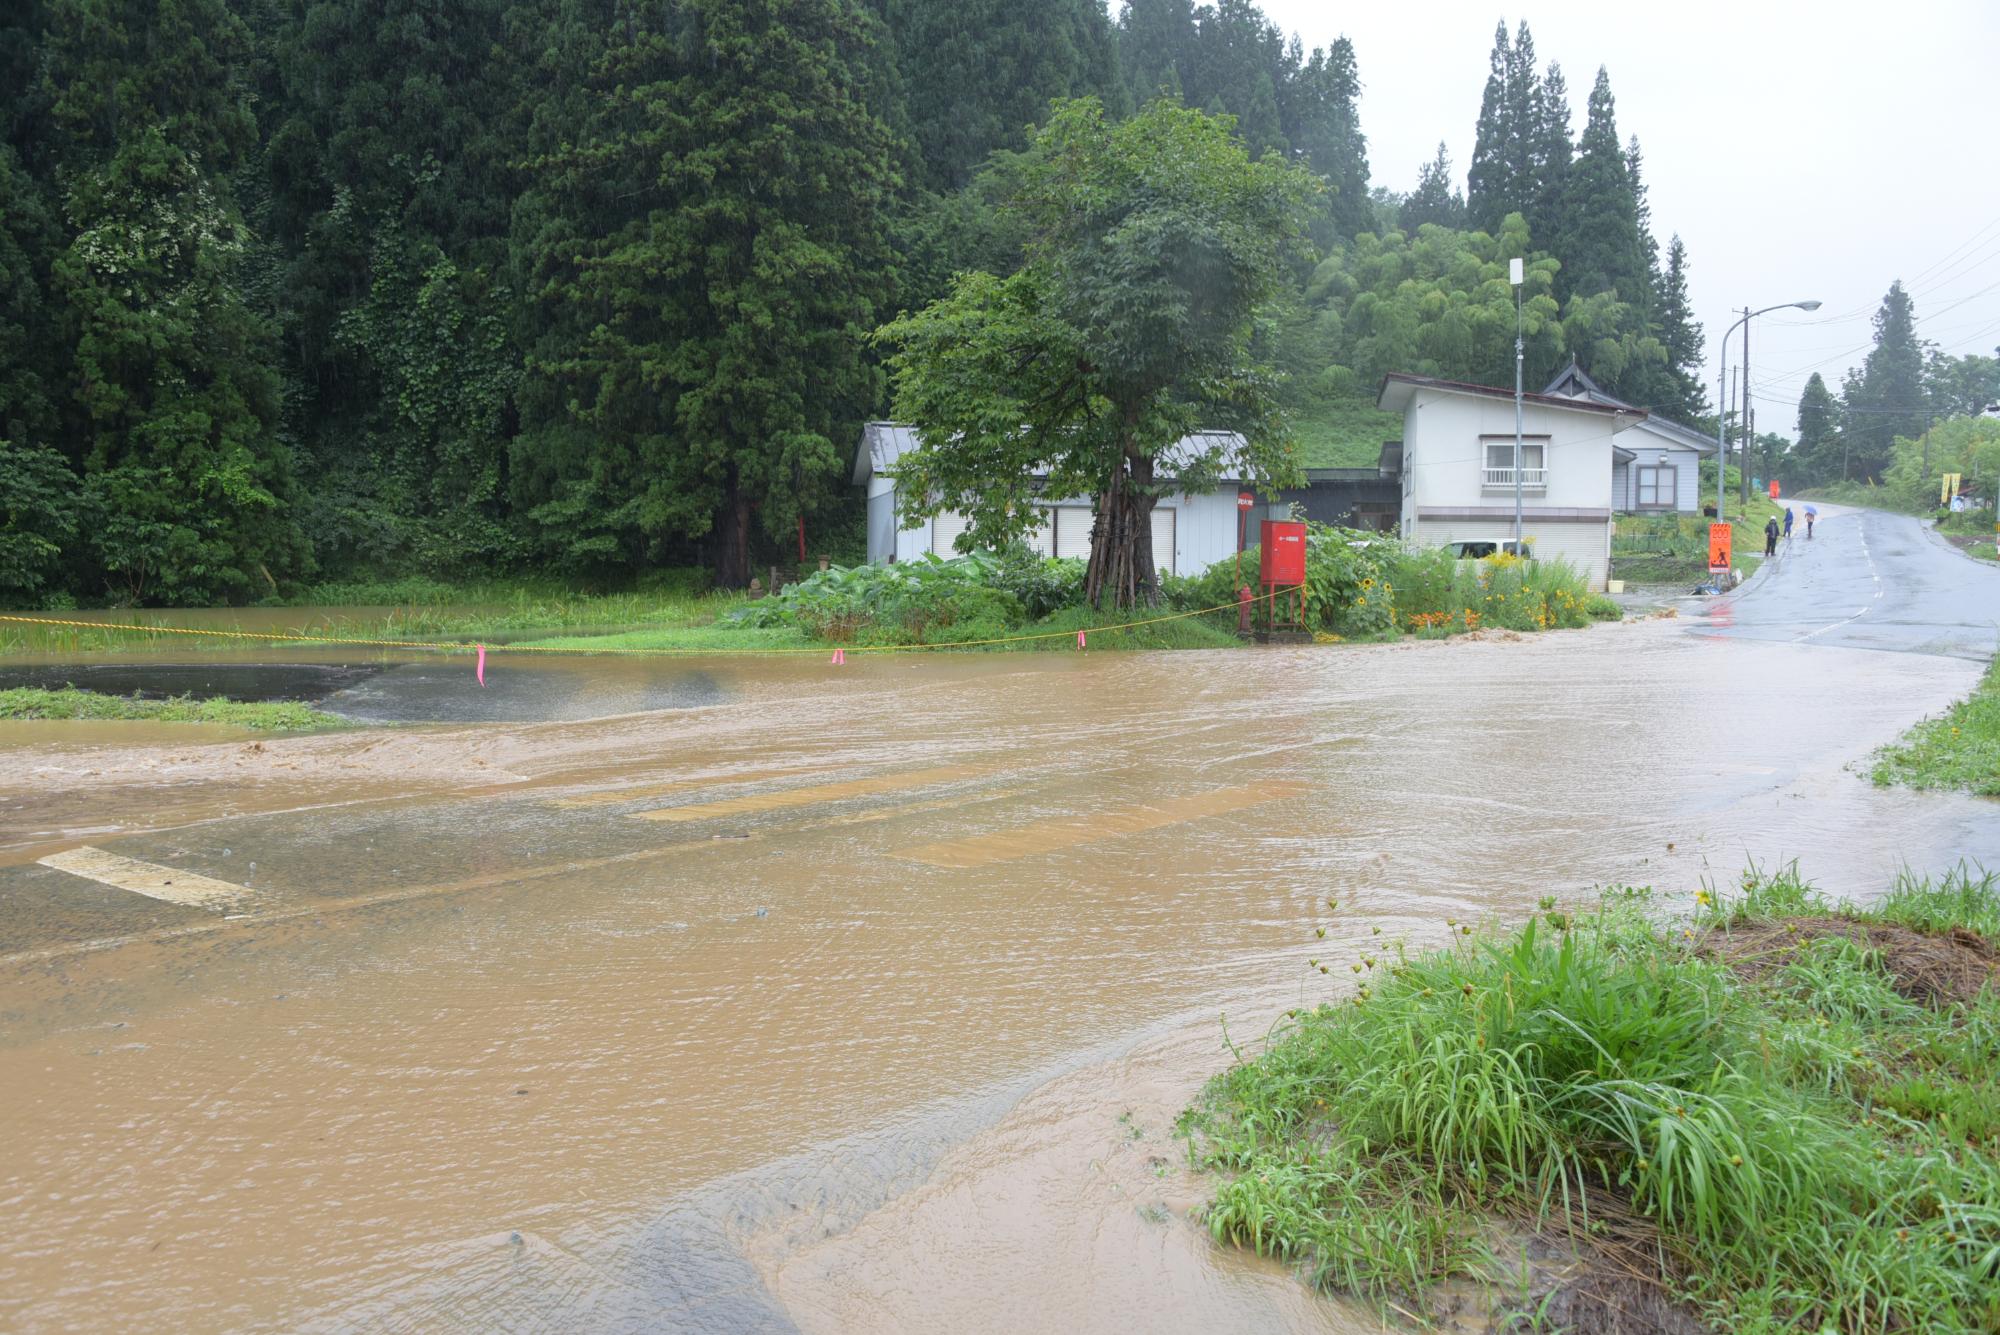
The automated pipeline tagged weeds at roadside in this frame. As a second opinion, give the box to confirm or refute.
[0,686,349,732]
[1184,864,2000,1332]
[1871,655,2000,797]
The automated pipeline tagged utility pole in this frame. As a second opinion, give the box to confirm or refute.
[1510,257,1525,549]
[1740,313,1753,508]
[1714,361,1727,525]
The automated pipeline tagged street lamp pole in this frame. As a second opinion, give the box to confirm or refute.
[1510,257,1525,550]
[1719,298,1822,535]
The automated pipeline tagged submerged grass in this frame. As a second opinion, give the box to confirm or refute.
[1872,655,2000,797]
[511,603,1244,654]
[1184,865,2000,1331]
[0,686,348,731]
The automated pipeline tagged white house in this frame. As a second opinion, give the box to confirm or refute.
[1377,372,1645,591]
[853,422,1253,577]
[1544,361,1716,513]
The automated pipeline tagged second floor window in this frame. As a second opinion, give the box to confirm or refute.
[1482,439,1547,489]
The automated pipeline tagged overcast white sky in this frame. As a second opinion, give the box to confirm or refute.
[1255,0,2000,432]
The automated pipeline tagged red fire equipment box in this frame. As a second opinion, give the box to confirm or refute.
[1259,520,1307,585]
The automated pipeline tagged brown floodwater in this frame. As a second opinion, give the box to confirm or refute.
[0,619,1994,1332]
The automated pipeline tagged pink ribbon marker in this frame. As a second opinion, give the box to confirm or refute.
[476,644,486,687]
[1077,630,1087,649]
[830,648,845,666]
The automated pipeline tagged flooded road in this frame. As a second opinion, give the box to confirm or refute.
[1,510,1995,1333]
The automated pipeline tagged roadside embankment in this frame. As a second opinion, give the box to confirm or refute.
[1183,864,2000,1332]
[1873,655,2000,797]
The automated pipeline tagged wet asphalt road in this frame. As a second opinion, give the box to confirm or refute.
[0,506,1996,1333]
[1688,504,1999,661]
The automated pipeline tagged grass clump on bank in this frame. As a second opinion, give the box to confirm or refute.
[0,687,348,731]
[1183,865,2000,1331]
[1873,656,2000,797]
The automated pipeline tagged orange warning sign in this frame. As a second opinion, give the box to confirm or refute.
[1768,479,1781,500]
[1708,522,1732,572]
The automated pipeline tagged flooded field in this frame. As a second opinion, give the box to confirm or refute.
[2,602,1995,1331]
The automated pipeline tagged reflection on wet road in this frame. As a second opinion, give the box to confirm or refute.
[0,513,1996,1332]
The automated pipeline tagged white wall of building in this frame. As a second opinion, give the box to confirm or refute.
[866,486,1246,578]
[1394,387,1618,591]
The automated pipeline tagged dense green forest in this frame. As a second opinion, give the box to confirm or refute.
[0,2,1977,607]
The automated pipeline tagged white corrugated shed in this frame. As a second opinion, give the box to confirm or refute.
[854,423,1256,576]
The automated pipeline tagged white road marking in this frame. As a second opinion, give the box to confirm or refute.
[37,847,254,909]
[1798,513,1882,642]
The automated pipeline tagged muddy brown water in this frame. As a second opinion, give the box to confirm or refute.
[1,620,1995,1332]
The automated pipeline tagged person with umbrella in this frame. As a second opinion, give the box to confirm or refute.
[1803,503,1817,540]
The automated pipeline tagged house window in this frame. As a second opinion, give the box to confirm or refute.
[1634,464,1676,509]
[1482,439,1547,490]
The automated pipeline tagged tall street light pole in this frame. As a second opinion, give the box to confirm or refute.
[1510,257,1525,550]
[1720,299,1822,518]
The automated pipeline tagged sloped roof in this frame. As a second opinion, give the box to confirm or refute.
[854,422,1254,485]
[1376,372,1643,424]
[1542,359,1716,455]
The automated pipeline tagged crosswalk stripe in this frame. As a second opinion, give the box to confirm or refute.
[37,847,254,909]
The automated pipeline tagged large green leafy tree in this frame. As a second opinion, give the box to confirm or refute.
[43,0,303,604]
[878,98,1316,608]
[1926,349,2000,420]
[1295,215,1565,390]
[519,0,899,587]
[1841,280,1929,482]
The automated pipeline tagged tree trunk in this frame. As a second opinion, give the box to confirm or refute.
[715,475,753,589]
[1082,455,1159,610]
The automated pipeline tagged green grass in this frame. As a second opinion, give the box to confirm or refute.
[1183,866,2000,1331]
[1873,655,2000,797]
[1611,496,1791,585]
[1289,396,1402,468]
[0,585,750,654]
[512,603,1244,654]
[0,687,349,731]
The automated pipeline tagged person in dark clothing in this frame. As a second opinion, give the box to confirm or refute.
[1764,516,1780,556]
[1783,507,1795,539]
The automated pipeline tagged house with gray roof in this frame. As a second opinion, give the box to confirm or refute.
[1543,360,1716,513]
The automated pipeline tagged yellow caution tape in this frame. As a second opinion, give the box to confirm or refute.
[0,585,1304,659]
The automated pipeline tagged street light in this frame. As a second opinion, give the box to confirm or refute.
[1510,257,1525,549]
[1717,299,1820,525]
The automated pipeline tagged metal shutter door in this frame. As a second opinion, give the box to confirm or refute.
[930,510,971,556]
[1054,507,1094,561]
[1150,506,1176,576]
[1026,506,1054,557]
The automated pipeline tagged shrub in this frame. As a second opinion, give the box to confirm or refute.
[990,544,1085,619]
[1180,523,1396,635]
[727,553,1027,645]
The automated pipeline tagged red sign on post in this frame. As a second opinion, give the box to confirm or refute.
[1708,522,1732,572]
[1237,492,1255,510]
